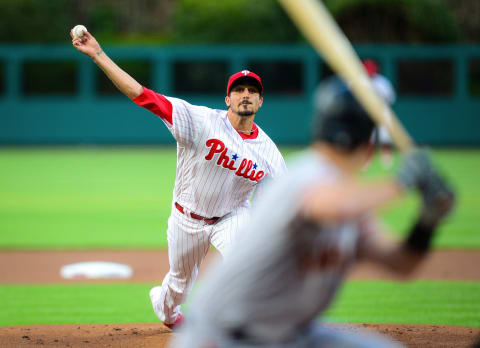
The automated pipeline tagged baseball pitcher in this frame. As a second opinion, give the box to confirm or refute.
[70,29,286,329]
[172,76,455,347]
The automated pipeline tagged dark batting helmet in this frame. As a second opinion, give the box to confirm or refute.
[312,76,375,151]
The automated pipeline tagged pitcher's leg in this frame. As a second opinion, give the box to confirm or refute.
[151,212,210,324]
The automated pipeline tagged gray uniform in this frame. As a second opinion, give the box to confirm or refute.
[172,151,403,348]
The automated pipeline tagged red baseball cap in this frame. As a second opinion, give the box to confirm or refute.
[226,70,263,96]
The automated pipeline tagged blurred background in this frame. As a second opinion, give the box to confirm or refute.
[0,0,479,146]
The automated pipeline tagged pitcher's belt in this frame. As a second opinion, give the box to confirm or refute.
[175,202,220,225]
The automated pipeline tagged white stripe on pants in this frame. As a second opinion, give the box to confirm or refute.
[152,204,250,323]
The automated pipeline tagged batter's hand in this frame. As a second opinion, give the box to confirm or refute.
[419,171,455,225]
[396,149,455,224]
[70,29,102,59]
[395,150,434,190]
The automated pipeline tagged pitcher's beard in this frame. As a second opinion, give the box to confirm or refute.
[238,110,254,117]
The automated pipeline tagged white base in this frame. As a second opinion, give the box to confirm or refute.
[60,261,132,279]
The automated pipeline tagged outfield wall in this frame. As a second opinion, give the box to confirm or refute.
[0,44,479,145]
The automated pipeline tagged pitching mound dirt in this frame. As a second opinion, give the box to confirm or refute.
[0,323,171,348]
[0,323,478,348]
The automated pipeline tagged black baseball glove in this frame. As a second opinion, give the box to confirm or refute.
[396,149,456,225]
[418,168,455,226]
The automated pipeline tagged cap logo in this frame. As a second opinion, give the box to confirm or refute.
[241,70,250,76]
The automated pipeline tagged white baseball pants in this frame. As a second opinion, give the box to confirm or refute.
[151,203,249,324]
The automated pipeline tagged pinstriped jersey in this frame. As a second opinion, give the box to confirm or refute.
[190,150,377,342]
[133,87,286,218]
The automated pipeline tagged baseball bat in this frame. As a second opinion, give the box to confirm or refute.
[278,0,414,152]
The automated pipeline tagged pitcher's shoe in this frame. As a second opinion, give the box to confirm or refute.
[164,313,184,330]
[149,286,184,330]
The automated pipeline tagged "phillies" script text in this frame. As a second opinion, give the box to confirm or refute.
[205,139,265,182]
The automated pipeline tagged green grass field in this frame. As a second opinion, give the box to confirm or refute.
[1,281,479,327]
[0,147,176,248]
[0,147,479,328]
[0,147,479,248]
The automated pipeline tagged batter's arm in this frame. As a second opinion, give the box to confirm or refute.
[301,179,403,223]
[358,167,455,276]
[302,181,426,276]
[356,221,426,277]
[70,29,143,99]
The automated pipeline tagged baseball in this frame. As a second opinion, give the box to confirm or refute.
[72,25,88,38]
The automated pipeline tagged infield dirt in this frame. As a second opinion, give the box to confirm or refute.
[1,249,479,347]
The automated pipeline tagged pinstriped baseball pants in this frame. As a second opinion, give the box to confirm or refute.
[151,203,250,323]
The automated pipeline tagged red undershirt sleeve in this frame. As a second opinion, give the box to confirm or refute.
[132,87,173,126]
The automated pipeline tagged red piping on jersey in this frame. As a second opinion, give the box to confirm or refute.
[236,123,259,140]
[132,87,173,125]
[133,86,259,140]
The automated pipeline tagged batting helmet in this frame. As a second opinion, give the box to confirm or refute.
[312,76,375,151]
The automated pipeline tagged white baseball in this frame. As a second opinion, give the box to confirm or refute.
[72,25,88,38]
